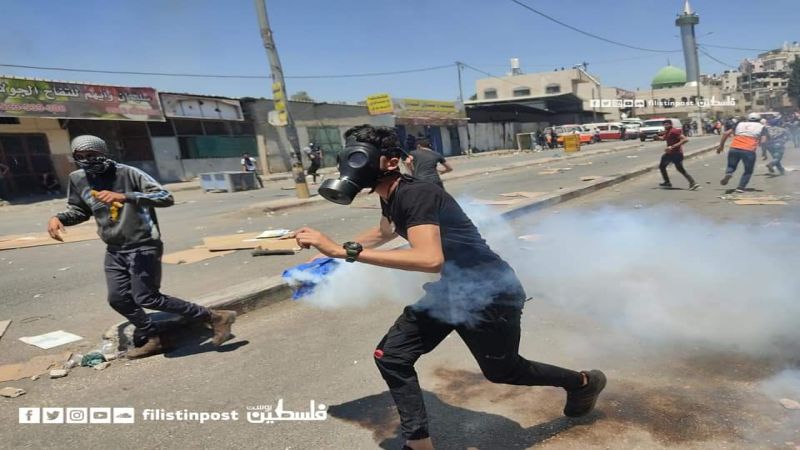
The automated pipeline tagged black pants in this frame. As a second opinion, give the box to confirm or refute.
[105,245,210,343]
[659,152,695,185]
[374,302,583,440]
[307,160,321,182]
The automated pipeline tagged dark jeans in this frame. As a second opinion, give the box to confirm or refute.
[307,160,321,182]
[766,146,785,173]
[374,302,583,440]
[105,245,210,344]
[659,152,695,185]
[726,148,756,189]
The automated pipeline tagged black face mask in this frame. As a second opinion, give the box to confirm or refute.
[318,140,400,205]
[75,155,115,175]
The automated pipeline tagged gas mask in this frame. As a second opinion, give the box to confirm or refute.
[318,139,402,205]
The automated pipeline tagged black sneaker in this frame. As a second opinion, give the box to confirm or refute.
[766,164,775,174]
[564,370,607,418]
[659,182,672,188]
[734,188,745,194]
[720,174,732,186]
[689,183,700,191]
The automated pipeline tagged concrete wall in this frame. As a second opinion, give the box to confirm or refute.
[0,117,72,188]
[469,122,519,152]
[476,69,585,101]
[180,158,243,179]
[243,99,393,173]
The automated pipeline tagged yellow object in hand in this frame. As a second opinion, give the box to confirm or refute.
[90,190,124,222]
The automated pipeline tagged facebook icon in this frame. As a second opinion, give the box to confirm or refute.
[19,408,40,424]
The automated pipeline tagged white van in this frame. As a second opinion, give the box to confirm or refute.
[639,118,681,141]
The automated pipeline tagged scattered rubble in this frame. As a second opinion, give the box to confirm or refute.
[0,387,26,398]
[94,362,111,371]
[49,369,68,379]
[779,398,800,410]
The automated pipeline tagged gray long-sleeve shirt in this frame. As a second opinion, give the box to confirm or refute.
[56,163,174,250]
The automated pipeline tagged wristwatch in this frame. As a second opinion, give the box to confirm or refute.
[343,241,363,263]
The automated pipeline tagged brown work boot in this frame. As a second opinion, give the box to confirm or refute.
[126,335,167,359]
[209,310,237,346]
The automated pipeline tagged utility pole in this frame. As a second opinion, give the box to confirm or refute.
[455,62,473,157]
[254,0,309,199]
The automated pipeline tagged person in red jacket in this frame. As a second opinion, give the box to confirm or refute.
[655,120,699,190]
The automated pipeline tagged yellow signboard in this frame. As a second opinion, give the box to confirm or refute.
[399,98,458,114]
[366,93,394,115]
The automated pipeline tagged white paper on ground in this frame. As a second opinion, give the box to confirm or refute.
[19,330,83,349]
[257,229,292,239]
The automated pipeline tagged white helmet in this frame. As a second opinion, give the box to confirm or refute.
[747,112,761,122]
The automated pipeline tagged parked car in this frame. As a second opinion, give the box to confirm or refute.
[623,123,641,140]
[639,118,681,141]
[555,124,594,145]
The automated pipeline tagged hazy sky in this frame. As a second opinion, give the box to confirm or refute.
[4,0,798,103]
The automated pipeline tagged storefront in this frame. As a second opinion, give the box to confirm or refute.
[0,76,162,198]
[366,94,468,156]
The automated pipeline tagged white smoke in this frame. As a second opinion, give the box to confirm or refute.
[295,197,800,356]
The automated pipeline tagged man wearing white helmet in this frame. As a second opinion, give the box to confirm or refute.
[47,135,237,358]
[717,112,768,193]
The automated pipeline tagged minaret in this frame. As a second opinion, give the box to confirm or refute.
[676,0,700,84]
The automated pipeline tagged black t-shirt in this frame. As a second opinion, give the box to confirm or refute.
[380,177,525,307]
[409,149,446,184]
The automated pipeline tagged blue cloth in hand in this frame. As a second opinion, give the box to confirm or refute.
[282,257,341,299]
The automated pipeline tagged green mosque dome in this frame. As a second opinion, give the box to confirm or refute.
[651,66,687,89]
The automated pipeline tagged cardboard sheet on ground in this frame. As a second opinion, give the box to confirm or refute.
[254,239,301,253]
[0,352,71,383]
[162,247,235,265]
[19,330,82,349]
[499,192,545,199]
[733,199,788,205]
[0,225,98,251]
[203,233,263,251]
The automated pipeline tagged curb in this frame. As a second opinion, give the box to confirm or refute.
[237,142,645,214]
[105,143,717,347]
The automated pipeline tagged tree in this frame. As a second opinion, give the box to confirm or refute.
[290,91,314,102]
[788,55,800,108]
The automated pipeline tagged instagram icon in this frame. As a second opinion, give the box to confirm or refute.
[66,408,88,424]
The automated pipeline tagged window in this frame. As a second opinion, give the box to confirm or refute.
[545,84,561,94]
[0,117,20,125]
[512,87,531,97]
[483,88,497,99]
[202,121,229,136]
[148,121,175,137]
[173,119,204,135]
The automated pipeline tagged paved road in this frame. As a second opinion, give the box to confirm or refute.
[1,139,798,448]
[0,138,717,365]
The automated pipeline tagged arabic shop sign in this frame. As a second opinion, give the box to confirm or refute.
[0,77,164,121]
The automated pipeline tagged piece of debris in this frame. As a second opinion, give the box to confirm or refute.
[580,176,602,181]
[0,387,26,398]
[102,353,118,362]
[19,330,83,349]
[30,375,39,381]
[256,229,292,239]
[0,319,10,341]
[49,369,69,379]
[0,352,72,383]
[57,267,72,271]
[734,199,788,206]
[33,294,42,299]
[81,352,106,367]
[499,192,544,199]
[517,234,544,242]
[626,155,638,158]
[779,398,800,410]
[94,362,111,371]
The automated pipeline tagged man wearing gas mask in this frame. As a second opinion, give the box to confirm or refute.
[47,135,237,358]
[295,125,605,450]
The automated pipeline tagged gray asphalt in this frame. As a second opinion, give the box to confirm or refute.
[0,138,714,365]
[1,137,798,449]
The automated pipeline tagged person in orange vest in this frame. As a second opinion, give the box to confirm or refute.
[717,113,768,193]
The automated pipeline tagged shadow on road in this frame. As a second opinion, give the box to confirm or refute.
[328,390,599,449]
